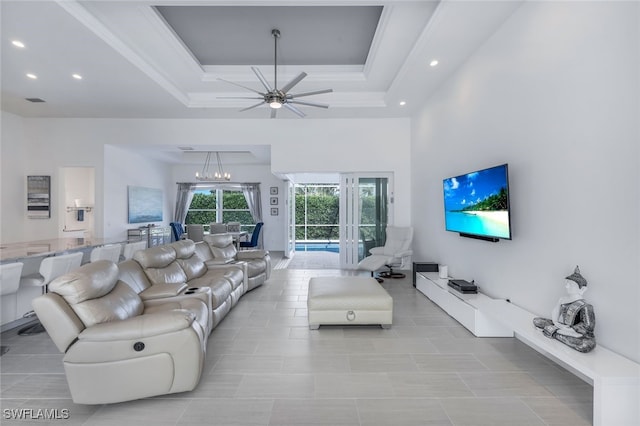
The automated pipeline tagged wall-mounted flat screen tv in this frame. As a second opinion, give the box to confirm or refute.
[128,186,163,224]
[443,163,511,241]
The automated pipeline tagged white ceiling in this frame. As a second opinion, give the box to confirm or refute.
[1,0,523,163]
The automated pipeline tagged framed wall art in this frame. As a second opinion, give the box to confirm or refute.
[27,175,51,219]
[128,186,163,223]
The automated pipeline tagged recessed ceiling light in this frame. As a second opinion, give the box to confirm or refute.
[26,73,37,79]
[72,73,83,80]
[429,59,439,67]
[399,101,406,106]
[12,40,25,48]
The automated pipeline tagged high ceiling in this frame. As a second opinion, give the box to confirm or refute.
[1,0,523,121]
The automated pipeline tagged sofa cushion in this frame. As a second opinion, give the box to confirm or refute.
[144,262,187,286]
[188,274,233,308]
[133,245,176,269]
[49,260,119,305]
[71,281,144,328]
[175,256,207,281]
[144,298,209,337]
[171,239,196,258]
[204,234,237,261]
[117,259,153,294]
[194,242,213,262]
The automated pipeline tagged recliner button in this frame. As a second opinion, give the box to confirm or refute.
[133,342,145,352]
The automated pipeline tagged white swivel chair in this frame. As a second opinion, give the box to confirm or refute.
[357,226,413,283]
[1,262,24,354]
[122,240,147,260]
[18,251,83,335]
[186,224,205,242]
[90,244,122,263]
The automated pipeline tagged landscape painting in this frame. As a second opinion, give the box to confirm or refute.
[128,186,163,223]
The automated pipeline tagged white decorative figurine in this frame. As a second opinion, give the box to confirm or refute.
[533,266,596,353]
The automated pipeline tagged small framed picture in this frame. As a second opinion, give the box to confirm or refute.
[270,187,278,195]
[270,207,278,216]
[270,197,278,205]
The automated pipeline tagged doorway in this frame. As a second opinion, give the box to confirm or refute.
[59,167,95,239]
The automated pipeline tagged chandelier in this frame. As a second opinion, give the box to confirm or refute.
[195,152,231,181]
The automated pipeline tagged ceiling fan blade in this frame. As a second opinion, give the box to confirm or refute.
[217,96,264,99]
[288,100,329,109]
[270,108,277,119]
[239,101,266,112]
[283,103,306,118]
[287,88,333,99]
[280,72,307,94]
[251,67,273,92]
[217,78,264,95]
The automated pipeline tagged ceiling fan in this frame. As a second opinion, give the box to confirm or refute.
[218,29,333,118]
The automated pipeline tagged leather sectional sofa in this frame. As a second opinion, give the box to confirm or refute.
[32,238,271,404]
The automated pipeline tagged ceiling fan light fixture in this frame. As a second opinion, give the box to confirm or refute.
[217,28,332,118]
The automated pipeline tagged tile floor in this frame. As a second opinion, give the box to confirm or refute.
[0,264,593,425]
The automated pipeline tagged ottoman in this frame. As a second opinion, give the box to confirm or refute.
[307,277,393,329]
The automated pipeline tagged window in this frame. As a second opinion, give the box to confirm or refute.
[185,188,255,232]
[185,190,216,225]
[294,184,339,241]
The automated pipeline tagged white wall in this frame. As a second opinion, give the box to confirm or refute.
[104,145,174,240]
[411,1,639,362]
[0,112,28,243]
[1,117,411,251]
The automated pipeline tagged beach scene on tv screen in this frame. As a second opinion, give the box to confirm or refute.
[443,166,510,239]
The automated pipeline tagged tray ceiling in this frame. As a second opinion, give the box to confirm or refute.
[1,0,523,119]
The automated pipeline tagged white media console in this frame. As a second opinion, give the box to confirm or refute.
[416,272,640,426]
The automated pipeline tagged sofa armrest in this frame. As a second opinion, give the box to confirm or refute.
[139,283,188,301]
[368,247,385,255]
[78,310,195,341]
[236,250,268,260]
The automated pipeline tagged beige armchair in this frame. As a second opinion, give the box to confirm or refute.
[32,260,208,404]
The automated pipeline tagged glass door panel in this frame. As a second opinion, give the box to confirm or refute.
[358,178,388,261]
[285,180,295,258]
[340,173,391,269]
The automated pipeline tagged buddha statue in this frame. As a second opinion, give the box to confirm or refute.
[533,266,596,353]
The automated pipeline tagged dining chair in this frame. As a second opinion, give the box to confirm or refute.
[239,222,263,250]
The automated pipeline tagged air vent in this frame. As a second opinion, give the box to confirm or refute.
[25,98,46,103]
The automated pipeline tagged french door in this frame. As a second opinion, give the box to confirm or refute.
[284,180,296,258]
[339,173,392,269]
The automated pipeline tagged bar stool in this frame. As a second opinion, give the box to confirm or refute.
[90,244,122,263]
[122,240,147,260]
[18,251,83,335]
[1,262,24,355]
